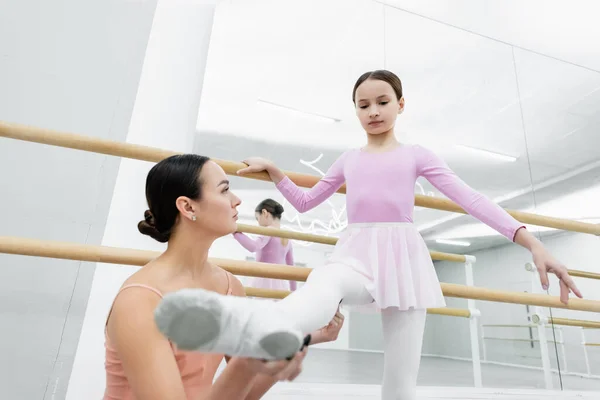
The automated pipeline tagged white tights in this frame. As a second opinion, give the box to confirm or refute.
[274,264,426,400]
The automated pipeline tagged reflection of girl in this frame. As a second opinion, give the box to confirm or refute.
[233,199,297,291]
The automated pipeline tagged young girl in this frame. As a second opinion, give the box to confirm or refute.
[155,71,582,399]
[233,198,297,291]
[104,154,342,400]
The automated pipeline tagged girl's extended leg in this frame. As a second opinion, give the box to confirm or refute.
[154,263,373,359]
[381,308,427,400]
[274,263,374,334]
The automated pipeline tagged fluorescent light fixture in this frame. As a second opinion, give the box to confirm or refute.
[454,144,517,162]
[435,239,471,247]
[257,99,341,123]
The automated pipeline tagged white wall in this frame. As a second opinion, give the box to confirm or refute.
[66,1,218,399]
[430,231,600,382]
[0,1,158,399]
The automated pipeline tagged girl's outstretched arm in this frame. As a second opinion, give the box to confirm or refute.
[237,153,348,213]
[415,145,581,304]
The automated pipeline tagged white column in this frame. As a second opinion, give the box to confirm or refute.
[464,255,482,388]
[481,325,487,362]
[66,1,217,398]
[581,328,591,376]
[526,262,553,389]
[559,328,568,373]
[536,323,553,388]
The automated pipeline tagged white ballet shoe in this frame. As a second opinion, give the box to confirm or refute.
[154,288,305,360]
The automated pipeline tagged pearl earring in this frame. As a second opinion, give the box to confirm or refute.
[191,215,197,221]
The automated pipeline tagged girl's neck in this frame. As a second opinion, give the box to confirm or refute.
[364,130,399,151]
[269,220,281,229]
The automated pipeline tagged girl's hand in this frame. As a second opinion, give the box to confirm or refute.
[237,157,274,175]
[532,247,582,304]
[310,308,344,344]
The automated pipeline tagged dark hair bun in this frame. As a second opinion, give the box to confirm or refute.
[274,203,284,215]
[255,198,285,219]
[144,210,155,225]
[137,210,170,243]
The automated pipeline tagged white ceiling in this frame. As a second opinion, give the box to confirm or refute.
[380,0,600,72]
[196,0,600,252]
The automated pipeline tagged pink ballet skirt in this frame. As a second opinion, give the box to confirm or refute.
[328,222,446,311]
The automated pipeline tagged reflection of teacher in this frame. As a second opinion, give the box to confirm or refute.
[233,198,297,291]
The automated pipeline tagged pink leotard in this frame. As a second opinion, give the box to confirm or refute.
[275,144,525,241]
[104,275,233,400]
[233,232,297,291]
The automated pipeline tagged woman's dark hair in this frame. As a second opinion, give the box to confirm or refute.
[352,70,403,104]
[255,198,284,220]
[138,154,210,243]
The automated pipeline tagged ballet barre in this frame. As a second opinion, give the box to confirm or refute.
[482,336,564,344]
[564,269,600,280]
[1,120,599,236]
[525,262,600,281]
[482,324,551,328]
[1,235,599,313]
[483,336,562,344]
[540,317,600,329]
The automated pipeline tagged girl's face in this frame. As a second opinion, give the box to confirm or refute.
[354,78,404,135]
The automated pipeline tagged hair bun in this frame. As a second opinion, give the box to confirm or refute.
[144,210,156,226]
[138,210,170,243]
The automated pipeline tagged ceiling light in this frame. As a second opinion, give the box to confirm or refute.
[435,239,471,247]
[257,99,341,123]
[455,144,517,162]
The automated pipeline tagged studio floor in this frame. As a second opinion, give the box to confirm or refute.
[261,348,600,399]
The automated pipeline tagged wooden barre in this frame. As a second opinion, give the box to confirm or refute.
[237,224,338,246]
[483,318,600,329]
[1,120,599,236]
[1,235,600,313]
[483,337,561,344]
[236,223,467,263]
[526,263,598,285]
[547,317,600,329]
[243,287,471,318]
[566,269,600,280]
[482,324,545,328]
